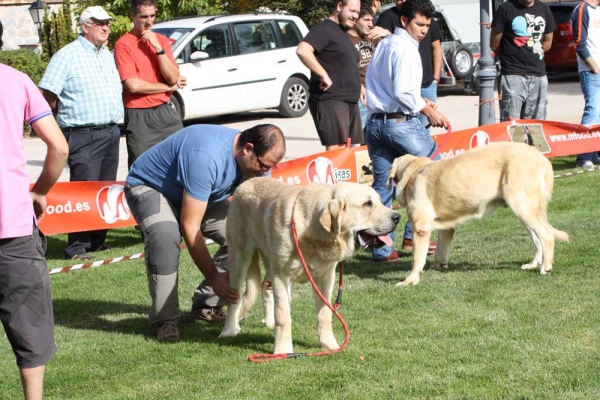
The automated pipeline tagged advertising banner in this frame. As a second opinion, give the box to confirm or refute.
[34,120,600,235]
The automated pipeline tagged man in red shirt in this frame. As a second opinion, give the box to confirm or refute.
[114,0,187,167]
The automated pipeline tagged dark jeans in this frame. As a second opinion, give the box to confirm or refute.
[63,125,120,258]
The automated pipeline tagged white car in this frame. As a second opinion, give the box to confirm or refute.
[152,14,310,121]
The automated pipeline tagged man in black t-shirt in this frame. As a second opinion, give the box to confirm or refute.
[491,0,556,121]
[368,0,442,133]
[297,0,364,150]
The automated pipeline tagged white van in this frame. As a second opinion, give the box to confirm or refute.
[152,14,310,121]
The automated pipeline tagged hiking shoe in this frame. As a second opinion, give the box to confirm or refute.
[69,253,94,261]
[157,323,180,342]
[374,250,410,262]
[190,306,227,323]
[576,160,594,168]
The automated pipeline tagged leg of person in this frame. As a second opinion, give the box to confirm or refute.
[124,185,182,341]
[380,118,439,253]
[0,225,57,399]
[63,129,103,259]
[89,125,122,251]
[576,71,600,167]
[157,101,184,141]
[499,75,527,122]
[418,81,438,133]
[348,102,365,146]
[315,99,352,151]
[191,199,230,322]
[523,75,548,120]
[365,116,400,261]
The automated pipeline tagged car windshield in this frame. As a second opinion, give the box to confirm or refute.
[152,28,194,52]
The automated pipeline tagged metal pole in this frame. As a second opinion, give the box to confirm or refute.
[477,0,496,126]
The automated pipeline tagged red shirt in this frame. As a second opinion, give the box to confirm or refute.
[114,32,178,109]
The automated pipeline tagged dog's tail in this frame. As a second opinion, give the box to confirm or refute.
[387,158,402,189]
[238,252,261,319]
[553,228,569,243]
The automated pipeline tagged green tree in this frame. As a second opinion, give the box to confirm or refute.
[40,0,76,61]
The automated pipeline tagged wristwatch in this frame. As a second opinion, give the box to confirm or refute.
[156,48,166,55]
[433,77,439,84]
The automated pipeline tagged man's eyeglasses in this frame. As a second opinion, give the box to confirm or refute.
[255,153,276,172]
[88,20,111,28]
[137,14,156,19]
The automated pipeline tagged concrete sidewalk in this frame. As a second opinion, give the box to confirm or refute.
[25,76,584,183]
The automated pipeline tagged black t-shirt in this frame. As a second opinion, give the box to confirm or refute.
[376,6,442,87]
[301,19,361,102]
[491,0,556,76]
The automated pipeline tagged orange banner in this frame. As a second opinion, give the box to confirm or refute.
[34,120,600,235]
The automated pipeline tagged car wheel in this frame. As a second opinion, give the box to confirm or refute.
[278,77,309,118]
[170,94,184,120]
[448,45,473,80]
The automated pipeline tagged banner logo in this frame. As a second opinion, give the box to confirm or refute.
[470,131,490,148]
[306,156,338,184]
[96,184,130,224]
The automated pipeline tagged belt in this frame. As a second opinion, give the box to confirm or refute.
[62,124,117,133]
[372,112,415,121]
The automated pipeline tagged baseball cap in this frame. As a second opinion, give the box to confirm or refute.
[80,6,113,23]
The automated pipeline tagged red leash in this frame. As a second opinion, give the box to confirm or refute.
[247,199,350,362]
[428,122,452,160]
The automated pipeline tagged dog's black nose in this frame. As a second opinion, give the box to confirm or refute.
[392,213,400,224]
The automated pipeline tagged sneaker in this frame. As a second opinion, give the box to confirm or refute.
[157,323,180,342]
[576,160,594,168]
[190,306,227,323]
[69,253,94,261]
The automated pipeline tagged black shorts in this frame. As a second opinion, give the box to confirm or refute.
[309,99,364,147]
[0,225,57,368]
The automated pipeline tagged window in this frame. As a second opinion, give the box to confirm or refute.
[193,25,233,60]
[152,27,194,64]
[233,22,280,55]
[277,21,302,48]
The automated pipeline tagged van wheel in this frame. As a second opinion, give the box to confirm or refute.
[278,77,308,118]
[171,94,184,120]
[448,45,473,79]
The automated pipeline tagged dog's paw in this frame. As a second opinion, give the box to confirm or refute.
[261,318,275,329]
[539,266,553,275]
[320,339,340,351]
[520,263,539,270]
[431,262,448,271]
[218,325,241,338]
[395,277,420,287]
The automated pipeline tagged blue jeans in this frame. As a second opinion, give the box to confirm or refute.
[358,101,370,131]
[418,81,438,132]
[577,71,600,164]
[365,116,439,260]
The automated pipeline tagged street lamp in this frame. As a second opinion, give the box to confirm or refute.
[28,0,45,42]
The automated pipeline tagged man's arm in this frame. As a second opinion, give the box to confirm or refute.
[39,89,58,113]
[180,192,239,305]
[296,41,332,91]
[30,115,69,220]
[122,78,184,95]
[541,32,553,53]
[141,31,180,85]
[431,39,443,81]
[490,30,503,58]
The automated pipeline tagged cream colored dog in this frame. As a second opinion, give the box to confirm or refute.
[388,142,568,287]
[219,178,399,354]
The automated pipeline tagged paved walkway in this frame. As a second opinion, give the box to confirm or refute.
[25,76,584,182]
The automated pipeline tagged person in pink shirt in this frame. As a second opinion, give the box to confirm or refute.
[0,20,68,400]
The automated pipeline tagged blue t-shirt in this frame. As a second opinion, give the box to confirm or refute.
[126,125,242,209]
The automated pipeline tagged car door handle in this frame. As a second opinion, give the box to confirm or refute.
[228,68,237,72]
[277,60,287,64]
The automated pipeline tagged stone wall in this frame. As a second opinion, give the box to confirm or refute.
[0,0,65,50]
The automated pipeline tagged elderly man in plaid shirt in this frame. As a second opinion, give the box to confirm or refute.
[39,6,123,260]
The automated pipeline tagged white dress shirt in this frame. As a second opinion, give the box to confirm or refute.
[366,27,427,116]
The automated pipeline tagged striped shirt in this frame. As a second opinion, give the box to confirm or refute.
[39,35,123,128]
[573,1,600,73]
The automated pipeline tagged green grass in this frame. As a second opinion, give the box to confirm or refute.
[2,157,600,399]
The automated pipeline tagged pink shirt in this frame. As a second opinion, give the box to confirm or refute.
[0,63,53,239]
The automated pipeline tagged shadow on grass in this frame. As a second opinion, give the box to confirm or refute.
[45,230,144,261]
[52,298,316,350]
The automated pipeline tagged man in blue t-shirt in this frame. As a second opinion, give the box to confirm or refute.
[125,124,286,342]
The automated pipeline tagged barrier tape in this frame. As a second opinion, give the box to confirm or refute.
[554,165,598,179]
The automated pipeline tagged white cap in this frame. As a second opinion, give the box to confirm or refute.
[80,6,113,23]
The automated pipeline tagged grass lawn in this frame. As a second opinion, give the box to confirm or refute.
[1,157,599,399]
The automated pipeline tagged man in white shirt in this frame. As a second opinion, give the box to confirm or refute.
[365,0,449,262]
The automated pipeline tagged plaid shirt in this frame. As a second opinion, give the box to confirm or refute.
[39,35,123,128]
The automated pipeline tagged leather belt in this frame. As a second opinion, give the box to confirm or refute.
[62,123,116,133]
[372,112,414,121]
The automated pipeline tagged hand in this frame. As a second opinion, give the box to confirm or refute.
[319,75,333,91]
[140,30,161,51]
[177,76,187,88]
[209,271,239,305]
[30,192,47,221]
[360,85,367,105]
[367,26,391,41]
[427,109,449,129]
[425,98,437,109]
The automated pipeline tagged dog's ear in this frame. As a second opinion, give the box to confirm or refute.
[319,198,346,235]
